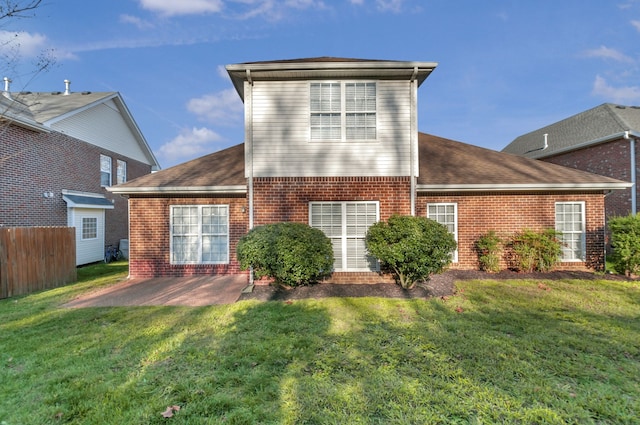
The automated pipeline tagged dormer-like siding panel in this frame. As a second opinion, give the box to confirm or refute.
[249,80,412,177]
[50,100,152,164]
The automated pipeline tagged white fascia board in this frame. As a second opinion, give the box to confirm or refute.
[417,182,633,192]
[226,60,438,72]
[107,185,247,195]
[529,131,640,159]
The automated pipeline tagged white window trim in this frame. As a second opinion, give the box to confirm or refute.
[81,217,98,240]
[169,205,230,265]
[309,81,378,143]
[427,202,458,263]
[555,201,586,262]
[100,154,112,187]
[309,201,380,272]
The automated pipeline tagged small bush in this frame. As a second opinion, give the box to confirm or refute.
[609,214,640,277]
[236,222,334,287]
[509,229,562,272]
[366,215,457,288]
[475,231,502,273]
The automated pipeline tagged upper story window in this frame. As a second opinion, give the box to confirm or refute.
[116,160,127,184]
[100,154,111,187]
[310,82,376,141]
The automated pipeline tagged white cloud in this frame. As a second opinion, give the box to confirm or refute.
[187,88,244,125]
[632,20,640,32]
[158,127,224,162]
[349,0,364,4]
[376,0,403,12]
[120,14,154,30]
[139,0,224,17]
[0,30,75,62]
[592,75,640,103]
[584,46,634,63]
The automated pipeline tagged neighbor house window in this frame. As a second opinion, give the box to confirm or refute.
[427,203,458,262]
[100,154,112,187]
[82,217,97,240]
[310,201,379,271]
[170,205,229,264]
[116,160,127,184]
[310,82,376,141]
[555,202,585,261]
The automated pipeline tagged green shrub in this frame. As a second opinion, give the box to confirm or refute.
[365,214,457,289]
[508,229,562,272]
[236,222,334,287]
[475,230,502,273]
[609,214,640,277]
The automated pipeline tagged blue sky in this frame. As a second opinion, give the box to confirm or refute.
[4,0,640,168]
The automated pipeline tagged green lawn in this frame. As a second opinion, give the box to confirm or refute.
[1,263,639,424]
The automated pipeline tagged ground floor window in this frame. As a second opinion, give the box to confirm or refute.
[555,202,585,261]
[427,203,458,262]
[310,201,379,271]
[82,217,97,240]
[170,205,229,264]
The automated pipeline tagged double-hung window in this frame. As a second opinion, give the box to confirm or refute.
[170,205,229,264]
[310,82,376,141]
[116,160,127,184]
[427,203,458,262]
[555,202,585,261]
[310,201,379,271]
[100,154,111,187]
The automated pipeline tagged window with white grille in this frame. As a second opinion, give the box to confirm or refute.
[427,203,458,262]
[100,155,111,187]
[170,205,229,264]
[310,82,376,141]
[555,202,585,261]
[310,201,379,271]
[116,160,127,184]
[82,217,97,240]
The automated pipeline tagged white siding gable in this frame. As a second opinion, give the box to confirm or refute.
[51,99,152,164]
[248,80,413,177]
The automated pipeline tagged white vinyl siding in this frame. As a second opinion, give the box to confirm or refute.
[170,205,229,265]
[249,80,411,177]
[310,201,379,272]
[100,154,111,187]
[69,208,105,265]
[427,203,458,262]
[555,202,585,261]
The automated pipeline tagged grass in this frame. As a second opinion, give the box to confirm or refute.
[1,263,639,424]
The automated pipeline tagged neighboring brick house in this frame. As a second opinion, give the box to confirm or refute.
[502,103,640,220]
[110,58,629,283]
[0,81,159,265]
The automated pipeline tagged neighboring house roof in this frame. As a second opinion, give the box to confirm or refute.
[1,89,160,170]
[416,133,629,191]
[109,133,630,195]
[226,57,438,101]
[108,143,246,194]
[502,103,640,159]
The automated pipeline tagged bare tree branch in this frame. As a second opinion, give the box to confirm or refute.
[0,0,42,20]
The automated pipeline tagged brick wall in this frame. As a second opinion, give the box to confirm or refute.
[0,122,151,247]
[128,195,249,278]
[417,191,606,271]
[542,138,636,219]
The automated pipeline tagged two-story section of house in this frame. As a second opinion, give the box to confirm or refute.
[0,81,159,265]
[111,57,630,282]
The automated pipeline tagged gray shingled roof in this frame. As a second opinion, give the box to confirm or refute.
[502,103,640,159]
[109,133,629,195]
[11,91,117,123]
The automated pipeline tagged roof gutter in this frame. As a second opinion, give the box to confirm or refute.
[417,182,633,192]
[107,185,247,195]
[526,131,640,159]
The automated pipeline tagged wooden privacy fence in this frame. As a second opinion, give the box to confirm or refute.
[0,227,77,299]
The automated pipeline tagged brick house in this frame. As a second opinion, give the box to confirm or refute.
[0,81,159,265]
[110,58,629,283]
[502,103,640,220]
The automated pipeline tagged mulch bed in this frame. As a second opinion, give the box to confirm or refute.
[238,269,636,302]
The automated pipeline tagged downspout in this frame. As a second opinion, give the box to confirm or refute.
[409,67,418,216]
[624,131,636,215]
[245,70,255,285]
